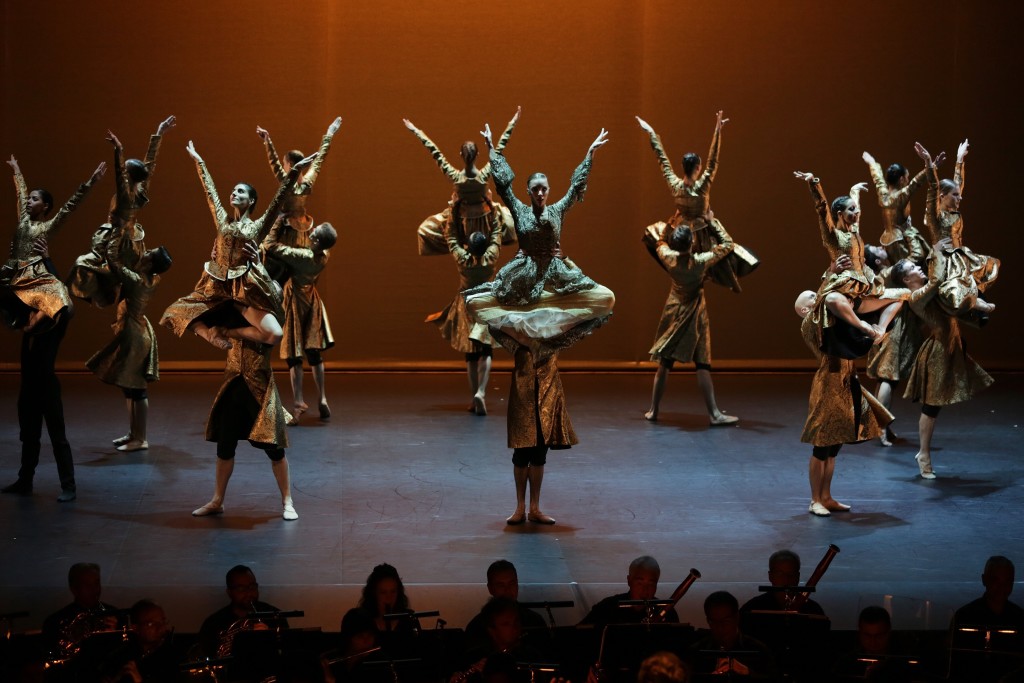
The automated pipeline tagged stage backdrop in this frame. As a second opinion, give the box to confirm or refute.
[1,0,1021,369]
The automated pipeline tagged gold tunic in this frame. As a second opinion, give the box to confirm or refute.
[206,339,289,448]
[2,170,95,323]
[507,348,577,449]
[865,160,930,261]
[799,315,893,447]
[262,241,334,361]
[865,264,924,383]
[160,160,298,337]
[68,134,162,307]
[903,254,993,406]
[646,222,735,364]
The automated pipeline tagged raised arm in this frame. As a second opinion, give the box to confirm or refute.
[703,110,726,183]
[694,221,736,268]
[8,155,28,220]
[403,119,459,182]
[254,153,316,242]
[862,151,891,204]
[479,107,521,176]
[911,249,946,307]
[954,138,967,195]
[302,116,342,188]
[186,140,228,227]
[636,116,684,191]
[794,171,835,246]
[45,162,105,238]
[256,126,288,182]
[552,129,608,213]
[104,222,141,286]
[914,143,941,243]
[486,147,524,212]
[107,130,131,211]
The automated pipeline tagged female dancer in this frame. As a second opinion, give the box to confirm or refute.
[643,214,739,424]
[160,141,315,349]
[917,140,998,317]
[86,219,172,453]
[67,116,175,308]
[862,150,931,265]
[636,111,758,293]
[263,223,337,423]
[2,156,105,331]
[465,124,615,525]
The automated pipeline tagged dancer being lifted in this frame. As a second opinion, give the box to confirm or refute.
[405,108,520,415]
[465,121,615,525]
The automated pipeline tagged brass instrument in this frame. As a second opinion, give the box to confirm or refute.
[789,544,840,610]
[48,606,125,667]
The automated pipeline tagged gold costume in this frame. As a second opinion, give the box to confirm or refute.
[262,240,334,361]
[921,162,1000,316]
[865,160,931,263]
[160,160,300,337]
[865,265,924,383]
[2,170,96,325]
[904,254,993,406]
[641,123,758,292]
[800,315,893,447]
[412,117,518,256]
[85,226,160,390]
[67,134,161,307]
[424,219,501,353]
[645,221,735,364]
[206,339,289,448]
[507,348,577,449]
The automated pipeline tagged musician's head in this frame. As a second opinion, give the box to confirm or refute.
[340,608,378,655]
[703,591,741,648]
[637,651,688,683]
[982,555,1016,604]
[225,565,260,610]
[857,605,892,655]
[482,596,522,650]
[486,560,519,601]
[627,556,661,601]
[131,599,169,650]
[68,562,103,608]
[768,549,801,587]
[359,563,409,616]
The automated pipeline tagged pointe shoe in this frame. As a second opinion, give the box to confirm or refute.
[915,454,936,479]
[57,488,77,502]
[528,510,556,525]
[808,502,831,517]
[112,434,132,446]
[292,402,308,425]
[824,500,851,512]
[117,440,148,452]
[710,413,740,426]
[473,395,487,416]
[282,502,298,521]
[506,510,526,525]
[192,502,224,517]
[318,401,331,420]
[2,479,32,495]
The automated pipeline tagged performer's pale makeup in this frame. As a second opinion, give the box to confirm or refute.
[528,177,549,209]
[230,184,253,212]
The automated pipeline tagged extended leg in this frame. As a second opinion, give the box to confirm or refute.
[193,444,235,516]
[645,362,670,422]
[221,306,283,345]
[287,358,307,423]
[915,405,940,479]
[270,452,297,520]
[697,365,739,425]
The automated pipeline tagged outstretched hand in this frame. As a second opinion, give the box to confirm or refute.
[850,182,869,196]
[480,123,493,149]
[256,126,269,141]
[716,110,729,128]
[635,116,654,134]
[6,155,19,173]
[957,138,969,162]
[793,171,814,182]
[914,142,932,164]
[293,152,318,172]
[327,117,342,136]
[934,151,947,167]
[509,105,522,126]
[185,140,203,162]
[157,115,177,136]
[106,130,123,150]
[402,118,416,132]
[91,161,108,184]
[588,128,609,156]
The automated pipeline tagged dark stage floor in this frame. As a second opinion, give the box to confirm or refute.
[1,371,1022,634]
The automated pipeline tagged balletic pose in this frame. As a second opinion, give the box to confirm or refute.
[2,156,105,332]
[636,111,758,293]
[916,140,999,318]
[160,141,315,349]
[465,125,615,525]
[642,215,739,425]
[67,116,174,308]
[894,251,993,479]
[862,150,931,265]
[85,219,172,453]
[263,222,337,424]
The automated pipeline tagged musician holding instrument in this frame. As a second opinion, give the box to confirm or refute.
[452,597,552,683]
[578,556,680,627]
[465,560,548,650]
[685,591,779,680]
[99,600,182,683]
[43,563,122,652]
[197,565,288,659]
[738,550,827,619]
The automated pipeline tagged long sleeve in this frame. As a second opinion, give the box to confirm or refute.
[646,129,684,192]
[105,223,141,286]
[45,173,97,238]
[409,126,459,182]
[551,153,593,215]
[482,215,502,266]
[266,242,314,270]
[704,120,721,182]
[262,136,288,182]
[195,159,228,227]
[12,169,29,220]
[694,222,735,268]
[443,217,470,266]
[140,133,163,193]
[867,160,889,204]
[254,169,301,243]
[300,132,335,188]
[488,149,525,213]
[904,225,926,263]
[911,252,945,307]
[113,144,131,214]
[655,241,682,270]
[922,166,940,244]
[954,159,965,196]
[808,178,835,248]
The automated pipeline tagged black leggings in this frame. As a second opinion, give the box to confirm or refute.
[922,403,942,418]
[217,440,285,462]
[286,349,324,368]
[811,445,842,461]
[512,446,548,467]
[121,388,148,400]
[465,346,493,362]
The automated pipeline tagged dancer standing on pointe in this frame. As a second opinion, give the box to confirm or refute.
[256,117,341,423]
[405,108,520,415]
[465,120,615,525]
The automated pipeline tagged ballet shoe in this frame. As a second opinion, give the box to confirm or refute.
[643,410,658,422]
[915,454,936,479]
[473,395,487,416]
[57,488,77,503]
[2,479,33,495]
[112,434,132,446]
[808,502,831,517]
[879,433,893,447]
[506,511,526,525]
[318,401,331,420]
[292,402,308,425]
[117,440,148,452]
[282,502,298,521]
[710,413,740,426]
[528,511,556,525]
[824,500,851,512]
[192,502,224,517]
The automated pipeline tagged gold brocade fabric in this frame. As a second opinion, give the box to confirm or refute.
[263,132,335,218]
[507,349,577,449]
[206,340,289,448]
[263,243,334,361]
[85,268,160,390]
[647,222,735,364]
[866,160,929,253]
[865,305,923,383]
[799,316,892,446]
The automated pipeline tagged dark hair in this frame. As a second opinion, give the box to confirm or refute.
[682,153,701,177]
[891,258,915,286]
[238,183,258,215]
[884,163,907,188]
[225,564,254,586]
[526,172,547,188]
[31,188,54,216]
[703,590,739,615]
[68,562,101,586]
[637,652,687,683]
[865,244,886,270]
[468,231,489,257]
[339,607,377,639]
[480,596,520,628]
[984,555,1016,575]
[316,222,338,250]
[859,605,892,628]
[359,563,409,616]
[461,141,478,164]
[830,195,854,222]
[285,150,305,167]
[769,549,801,571]
[939,179,959,195]
[131,599,162,624]
[668,225,693,253]
[126,159,150,183]
[149,246,172,275]
[487,560,517,583]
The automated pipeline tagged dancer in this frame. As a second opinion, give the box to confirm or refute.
[643,212,740,425]
[85,220,172,452]
[465,123,615,525]
[915,140,999,318]
[263,222,337,424]
[256,116,341,283]
[67,116,174,307]
[2,156,105,331]
[160,141,315,349]
[862,150,931,265]
[892,252,993,479]
[636,111,758,293]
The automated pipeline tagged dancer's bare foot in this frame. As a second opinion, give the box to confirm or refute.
[644,409,658,422]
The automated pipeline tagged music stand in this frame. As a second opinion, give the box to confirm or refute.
[519,600,575,628]
[595,623,696,683]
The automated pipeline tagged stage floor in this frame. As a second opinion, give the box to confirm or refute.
[1,371,1022,634]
